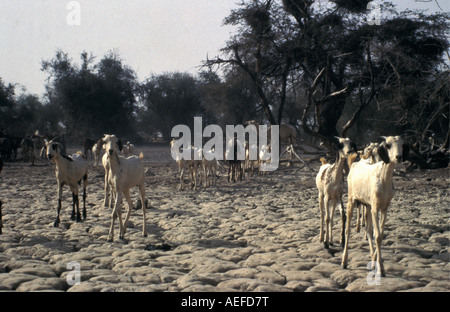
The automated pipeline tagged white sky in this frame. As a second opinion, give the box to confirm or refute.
[0,0,240,97]
[0,0,448,97]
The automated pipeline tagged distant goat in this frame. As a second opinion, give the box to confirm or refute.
[123,141,136,157]
[202,148,218,187]
[170,139,202,190]
[92,139,104,167]
[226,137,243,182]
[20,136,34,162]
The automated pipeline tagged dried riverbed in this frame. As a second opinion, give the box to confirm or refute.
[0,144,448,292]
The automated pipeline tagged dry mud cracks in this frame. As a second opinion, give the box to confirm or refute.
[0,145,448,292]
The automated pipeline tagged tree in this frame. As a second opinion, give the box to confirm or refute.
[206,0,450,151]
[198,69,261,128]
[42,50,138,142]
[138,72,202,141]
[0,78,16,133]
[204,0,297,125]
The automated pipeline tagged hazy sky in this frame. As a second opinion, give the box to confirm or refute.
[0,0,448,97]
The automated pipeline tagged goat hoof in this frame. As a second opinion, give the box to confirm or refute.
[70,215,76,221]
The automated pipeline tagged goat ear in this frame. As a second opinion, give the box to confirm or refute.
[378,144,390,164]
[402,144,410,162]
[330,137,343,152]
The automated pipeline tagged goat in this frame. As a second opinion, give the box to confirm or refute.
[102,137,125,208]
[92,139,104,167]
[226,137,243,182]
[20,136,34,162]
[45,139,89,227]
[342,136,409,277]
[202,148,218,187]
[103,134,147,241]
[102,147,114,208]
[244,141,258,178]
[170,139,202,190]
[355,142,383,234]
[258,144,272,176]
[123,141,136,157]
[83,138,96,159]
[315,137,356,248]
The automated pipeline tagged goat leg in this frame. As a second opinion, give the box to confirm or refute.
[0,200,3,235]
[73,193,82,223]
[341,199,354,269]
[71,193,77,221]
[82,186,87,220]
[54,199,62,227]
[139,185,148,238]
[340,198,346,247]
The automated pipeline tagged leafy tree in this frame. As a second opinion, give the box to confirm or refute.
[42,50,138,142]
[206,0,449,150]
[198,69,261,128]
[138,72,202,141]
[0,78,16,133]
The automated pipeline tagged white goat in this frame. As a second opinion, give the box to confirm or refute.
[102,146,114,208]
[355,142,383,234]
[226,137,244,182]
[170,139,202,190]
[244,141,258,178]
[258,144,271,176]
[45,139,89,227]
[123,141,136,157]
[342,136,409,277]
[315,137,355,248]
[92,139,104,167]
[202,148,218,187]
[103,134,147,241]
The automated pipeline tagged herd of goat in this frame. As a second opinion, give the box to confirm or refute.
[0,127,412,277]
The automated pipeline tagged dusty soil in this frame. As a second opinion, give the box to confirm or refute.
[0,144,448,292]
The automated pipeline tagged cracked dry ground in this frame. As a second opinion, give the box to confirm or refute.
[0,144,448,292]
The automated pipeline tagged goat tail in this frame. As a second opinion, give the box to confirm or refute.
[320,157,328,165]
